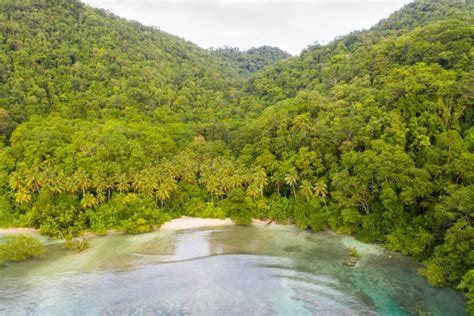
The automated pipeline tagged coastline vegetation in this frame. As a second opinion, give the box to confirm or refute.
[0,235,45,264]
[0,0,472,312]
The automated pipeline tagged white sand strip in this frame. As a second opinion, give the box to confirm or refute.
[0,217,280,235]
[160,216,234,230]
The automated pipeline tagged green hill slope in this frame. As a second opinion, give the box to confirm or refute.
[233,0,473,310]
[0,0,241,130]
[0,0,472,312]
[212,46,290,75]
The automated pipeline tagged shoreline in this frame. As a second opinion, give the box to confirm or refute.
[0,216,284,236]
[0,227,39,234]
[160,216,279,230]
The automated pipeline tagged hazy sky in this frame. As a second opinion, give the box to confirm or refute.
[81,0,413,55]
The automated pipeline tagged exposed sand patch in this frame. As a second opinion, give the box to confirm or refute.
[0,227,39,234]
[160,217,277,230]
[0,217,280,236]
[160,216,234,230]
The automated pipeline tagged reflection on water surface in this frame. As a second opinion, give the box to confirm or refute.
[0,226,468,315]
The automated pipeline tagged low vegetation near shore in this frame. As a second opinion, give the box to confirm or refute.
[0,235,45,264]
[0,0,472,312]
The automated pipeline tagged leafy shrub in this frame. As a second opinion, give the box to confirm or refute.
[293,198,326,231]
[419,221,473,286]
[122,217,154,234]
[267,195,294,224]
[0,235,45,264]
[349,246,360,257]
[458,270,474,314]
[385,225,434,259]
[225,189,254,225]
[186,200,227,219]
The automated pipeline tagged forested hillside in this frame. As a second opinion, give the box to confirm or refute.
[0,0,243,133]
[212,46,290,75]
[0,0,473,312]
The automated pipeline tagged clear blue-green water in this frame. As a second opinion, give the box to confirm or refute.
[0,226,468,315]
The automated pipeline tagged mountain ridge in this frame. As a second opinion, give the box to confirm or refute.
[0,0,472,313]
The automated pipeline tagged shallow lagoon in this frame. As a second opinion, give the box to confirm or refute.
[0,225,467,315]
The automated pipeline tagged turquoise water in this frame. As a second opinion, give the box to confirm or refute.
[0,226,468,315]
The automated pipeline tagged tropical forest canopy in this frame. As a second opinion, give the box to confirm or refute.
[211,46,291,75]
[0,0,473,312]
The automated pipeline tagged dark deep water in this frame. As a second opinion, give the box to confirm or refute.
[0,225,468,315]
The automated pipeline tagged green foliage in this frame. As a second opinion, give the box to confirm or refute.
[420,220,473,286]
[187,201,227,219]
[293,198,326,231]
[212,46,290,75]
[458,270,474,314]
[65,235,90,252]
[267,194,294,224]
[0,0,472,311]
[385,225,434,259]
[29,193,86,239]
[0,235,45,264]
[225,188,254,225]
[0,195,15,227]
[91,195,170,234]
[122,217,154,235]
[349,246,360,257]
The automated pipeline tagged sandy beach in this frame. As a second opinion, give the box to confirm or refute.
[160,216,275,230]
[160,216,234,230]
[0,227,39,234]
[0,217,279,235]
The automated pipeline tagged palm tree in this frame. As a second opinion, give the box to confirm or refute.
[300,180,314,201]
[94,174,114,201]
[96,191,107,204]
[115,173,130,193]
[40,165,55,194]
[155,187,170,208]
[25,168,44,193]
[142,175,158,198]
[198,163,212,187]
[285,170,298,197]
[271,173,284,194]
[74,169,91,195]
[43,169,60,194]
[81,193,98,209]
[230,174,244,189]
[105,177,115,201]
[64,176,78,194]
[314,180,328,210]
[121,193,138,205]
[181,165,197,184]
[206,178,224,200]
[132,172,146,193]
[9,172,24,191]
[47,176,64,195]
[155,178,177,207]
[160,160,180,179]
[91,174,107,196]
[222,176,234,194]
[253,169,268,197]
[247,183,260,200]
[15,189,32,205]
